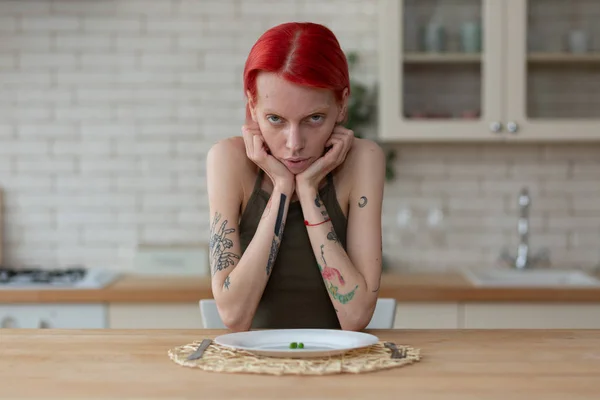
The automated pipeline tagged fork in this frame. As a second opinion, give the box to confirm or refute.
[186,338,212,360]
[384,342,407,359]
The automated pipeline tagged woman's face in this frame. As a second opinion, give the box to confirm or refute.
[247,72,347,175]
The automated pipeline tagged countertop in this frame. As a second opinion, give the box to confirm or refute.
[1,329,599,399]
[3,272,600,304]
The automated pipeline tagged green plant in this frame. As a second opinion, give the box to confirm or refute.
[345,52,396,181]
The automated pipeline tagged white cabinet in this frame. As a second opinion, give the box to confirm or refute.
[394,302,600,329]
[378,0,504,142]
[108,303,203,329]
[108,302,460,330]
[504,0,600,141]
[393,303,460,329]
[107,302,600,329]
[0,304,108,329]
[111,303,459,329]
[462,303,600,329]
[378,0,600,142]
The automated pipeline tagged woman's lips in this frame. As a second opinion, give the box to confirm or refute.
[283,158,310,172]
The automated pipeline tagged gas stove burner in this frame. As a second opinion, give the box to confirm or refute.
[0,266,88,285]
[0,266,120,290]
[0,268,12,284]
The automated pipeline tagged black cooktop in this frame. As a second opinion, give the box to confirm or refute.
[0,267,87,284]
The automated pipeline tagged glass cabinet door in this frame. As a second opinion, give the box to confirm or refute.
[506,0,600,140]
[378,0,504,141]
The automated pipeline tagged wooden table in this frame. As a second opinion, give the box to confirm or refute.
[1,329,599,399]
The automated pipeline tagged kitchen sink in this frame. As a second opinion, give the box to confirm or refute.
[461,267,600,288]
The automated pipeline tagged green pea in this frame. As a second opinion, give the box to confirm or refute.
[289,342,297,349]
[298,343,304,349]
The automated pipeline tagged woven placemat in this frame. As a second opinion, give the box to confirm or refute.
[168,340,421,376]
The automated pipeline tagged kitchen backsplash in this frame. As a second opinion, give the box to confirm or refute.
[0,0,599,272]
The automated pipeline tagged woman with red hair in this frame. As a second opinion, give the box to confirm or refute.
[206,22,385,331]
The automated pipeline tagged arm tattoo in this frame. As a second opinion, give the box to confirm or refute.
[315,194,322,208]
[223,276,231,290]
[316,193,329,218]
[209,212,240,276]
[358,196,368,208]
[274,193,285,234]
[327,226,339,244]
[318,245,344,284]
[266,193,286,276]
[317,244,358,304]
[266,237,277,276]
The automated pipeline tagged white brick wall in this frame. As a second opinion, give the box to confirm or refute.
[0,0,599,272]
[382,143,600,271]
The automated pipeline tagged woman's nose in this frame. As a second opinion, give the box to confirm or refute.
[286,127,304,152]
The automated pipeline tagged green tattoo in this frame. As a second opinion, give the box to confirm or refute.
[317,244,357,304]
[325,281,359,304]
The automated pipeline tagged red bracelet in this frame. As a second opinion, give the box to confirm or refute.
[304,218,331,227]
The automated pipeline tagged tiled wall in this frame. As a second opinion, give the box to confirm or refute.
[382,143,600,271]
[0,0,599,272]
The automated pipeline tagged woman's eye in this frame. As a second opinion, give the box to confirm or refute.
[267,115,282,124]
[309,115,324,123]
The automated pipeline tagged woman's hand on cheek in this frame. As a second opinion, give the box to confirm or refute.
[295,125,354,194]
[242,125,295,191]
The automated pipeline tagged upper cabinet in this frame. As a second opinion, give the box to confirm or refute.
[378,0,600,142]
[505,0,600,141]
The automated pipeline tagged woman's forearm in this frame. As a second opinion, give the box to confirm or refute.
[297,186,373,331]
[215,183,293,331]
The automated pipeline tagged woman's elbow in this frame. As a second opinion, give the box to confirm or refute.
[339,304,376,331]
[340,318,370,332]
[223,318,251,332]
[217,303,252,332]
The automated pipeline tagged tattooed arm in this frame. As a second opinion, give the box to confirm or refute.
[206,139,293,332]
[296,139,385,331]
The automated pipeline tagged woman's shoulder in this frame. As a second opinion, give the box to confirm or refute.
[207,136,245,159]
[352,137,385,156]
[206,136,254,171]
[206,136,258,200]
[339,137,386,177]
[330,137,385,201]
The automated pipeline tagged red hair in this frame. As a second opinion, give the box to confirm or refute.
[243,22,350,122]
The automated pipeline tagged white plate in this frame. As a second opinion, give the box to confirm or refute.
[213,329,379,358]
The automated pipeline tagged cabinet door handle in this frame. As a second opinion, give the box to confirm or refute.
[507,121,518,133]
[489,121,502,133]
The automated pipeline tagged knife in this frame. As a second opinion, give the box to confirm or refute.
[186,339,212,360]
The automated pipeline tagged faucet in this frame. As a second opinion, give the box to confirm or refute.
[500,187,550,269]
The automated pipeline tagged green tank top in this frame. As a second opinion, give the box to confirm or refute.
[239,169,348,329]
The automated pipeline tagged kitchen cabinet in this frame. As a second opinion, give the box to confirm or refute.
[461,302,600,329]
[0,304,107,329]
[107,302,600,330]
[378,0,600,142]
[108,303,203,329]
[395,302,600,329]
[108,303,459,330]
[394,303,460,329]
